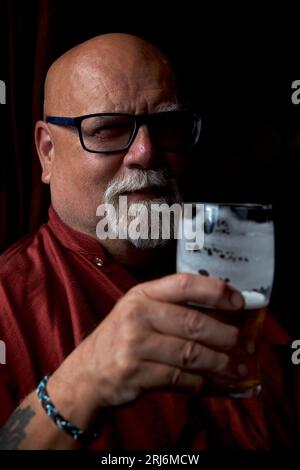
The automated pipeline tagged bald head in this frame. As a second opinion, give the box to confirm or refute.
[44,33,180,117]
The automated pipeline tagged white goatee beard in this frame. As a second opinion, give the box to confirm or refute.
[103,169,182,249]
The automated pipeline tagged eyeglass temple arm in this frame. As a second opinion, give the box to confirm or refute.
[46,116,77,126]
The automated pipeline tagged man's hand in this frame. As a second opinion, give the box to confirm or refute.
[52,273,245,410]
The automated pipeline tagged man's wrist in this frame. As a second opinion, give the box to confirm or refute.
[47,366,104,435]
[37,374,101,443]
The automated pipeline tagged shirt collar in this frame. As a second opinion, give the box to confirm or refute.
[47,206,108,259]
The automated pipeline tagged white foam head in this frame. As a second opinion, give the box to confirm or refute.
[242,291,267,309]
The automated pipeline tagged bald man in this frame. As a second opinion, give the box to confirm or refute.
[0,34,296,450]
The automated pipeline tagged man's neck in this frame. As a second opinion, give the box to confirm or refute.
[100,239,176,282]
[50,206,176,281]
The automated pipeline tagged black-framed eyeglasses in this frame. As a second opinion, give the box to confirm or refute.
[46,111,201,154]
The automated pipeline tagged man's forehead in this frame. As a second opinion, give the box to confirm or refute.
[44,34,178,116]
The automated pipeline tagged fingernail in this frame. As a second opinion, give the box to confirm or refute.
[238,363,248,377]
[230,292,244,309]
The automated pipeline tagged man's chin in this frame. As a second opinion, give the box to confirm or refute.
[100,195,181,247]
[127,236,171,250]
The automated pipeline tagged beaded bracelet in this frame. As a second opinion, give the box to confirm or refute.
[37,374,100,444]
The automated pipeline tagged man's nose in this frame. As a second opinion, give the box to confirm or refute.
[122,125,159,169]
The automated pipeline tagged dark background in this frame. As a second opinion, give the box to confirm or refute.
[0,1,299,334]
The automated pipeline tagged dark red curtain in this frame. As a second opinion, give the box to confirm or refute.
[1,0,54,252]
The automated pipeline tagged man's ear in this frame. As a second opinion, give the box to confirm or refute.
[35,120,54,184]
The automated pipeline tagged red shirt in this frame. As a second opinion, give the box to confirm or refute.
[0,207,297,448]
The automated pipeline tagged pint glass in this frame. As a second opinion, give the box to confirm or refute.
[177,203,274,397]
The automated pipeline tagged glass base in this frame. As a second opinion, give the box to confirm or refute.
[204,382,262,399]
[228,384,262,398]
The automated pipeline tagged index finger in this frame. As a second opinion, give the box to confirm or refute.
[132,273,244,311]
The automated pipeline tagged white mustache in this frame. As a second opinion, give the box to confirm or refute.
[104,169,181,204]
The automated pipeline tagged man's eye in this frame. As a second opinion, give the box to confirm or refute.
[85,124,130,138]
